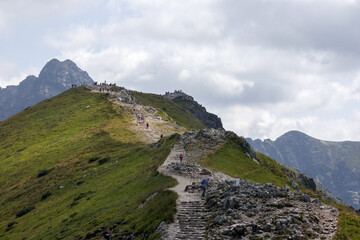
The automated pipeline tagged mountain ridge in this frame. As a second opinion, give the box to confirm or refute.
[247,130,360,209]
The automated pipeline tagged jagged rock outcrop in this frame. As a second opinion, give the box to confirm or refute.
[0,59,94,121]
[205,179,338,239]
[247,130,360,209]
[180,129,258,163]
[163,91,223,129]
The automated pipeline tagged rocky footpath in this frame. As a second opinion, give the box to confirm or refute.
[204,179,338,240]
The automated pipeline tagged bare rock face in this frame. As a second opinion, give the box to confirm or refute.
[0,59,94,121]
[163,91,223,129]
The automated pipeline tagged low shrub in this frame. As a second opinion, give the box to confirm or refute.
[98,157,110,165]
[37,168,54,178]
[16,206,35,218]
[88,156,100,163]
[41,191,51,200]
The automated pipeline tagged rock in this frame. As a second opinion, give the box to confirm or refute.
[302,194,311,202]
[297,173,317,191]
[204,178,338,240]
[283,184,290,192]
[262,223,272,232]
[232,224,247,236]
[291,180,300,190]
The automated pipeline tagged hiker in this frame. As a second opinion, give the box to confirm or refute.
[201,177,210,197]
[146,123,149,129]
[102,228,111,240]
[160,134,163,139]
[179,154,183,163]
[252,222,262,234]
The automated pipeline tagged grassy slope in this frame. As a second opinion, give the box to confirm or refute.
[200,139,294,188]
[132,91,205,130]
[199,137,360,239]
[0,88,177,239]
[333,204,360,239]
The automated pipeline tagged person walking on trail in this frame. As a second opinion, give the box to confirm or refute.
[179,154,183,163]
[102,228,111,240]
[201,177,210,197]
[146,123,149,129]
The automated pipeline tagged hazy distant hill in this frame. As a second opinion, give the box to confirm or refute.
[0,59,94,121]
[247,131,360,209]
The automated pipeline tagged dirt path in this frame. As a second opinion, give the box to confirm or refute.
[88,85,185,143]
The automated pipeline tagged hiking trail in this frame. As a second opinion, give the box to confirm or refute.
[158,140,208,239]
[88,85,185,143]
[158,137,233,240]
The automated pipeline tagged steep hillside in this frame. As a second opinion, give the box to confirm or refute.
[0,58,94,121]
[163,91,223,129]
[247,131,360,209]
[132,91,206,130]
[0,87,178,239]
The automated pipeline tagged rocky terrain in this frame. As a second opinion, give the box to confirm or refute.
[204,180,338,239]
[155,129,339,239]
[247,130,360,209]
[0,58,94,121]
[163,91,223,129]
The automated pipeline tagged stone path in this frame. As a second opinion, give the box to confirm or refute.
[158,141,210,240]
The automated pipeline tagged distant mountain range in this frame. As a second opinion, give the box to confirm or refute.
[0,59,94,121]
[247,131,360,209]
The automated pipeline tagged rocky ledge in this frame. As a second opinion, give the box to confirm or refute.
[205,180,338,240]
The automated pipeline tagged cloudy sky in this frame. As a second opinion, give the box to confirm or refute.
[1,0,360,141]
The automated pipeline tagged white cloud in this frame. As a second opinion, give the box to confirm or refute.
[207,72,254,96]
[2,0,360,141]
[178,70,190,80]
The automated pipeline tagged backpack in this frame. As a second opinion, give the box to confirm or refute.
[201,179,206,185]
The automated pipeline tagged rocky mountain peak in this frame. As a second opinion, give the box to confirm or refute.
[0,58,94,121]
[163,90,194,101]
[38,59,90,85]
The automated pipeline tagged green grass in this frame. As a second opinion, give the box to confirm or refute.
[0,87,178,239]
[199,139,293,188]
[334,211,360,239]
[326,202,360,240]
[132,91,205,130]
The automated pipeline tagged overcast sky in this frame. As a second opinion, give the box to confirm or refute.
[1,0,360,141]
